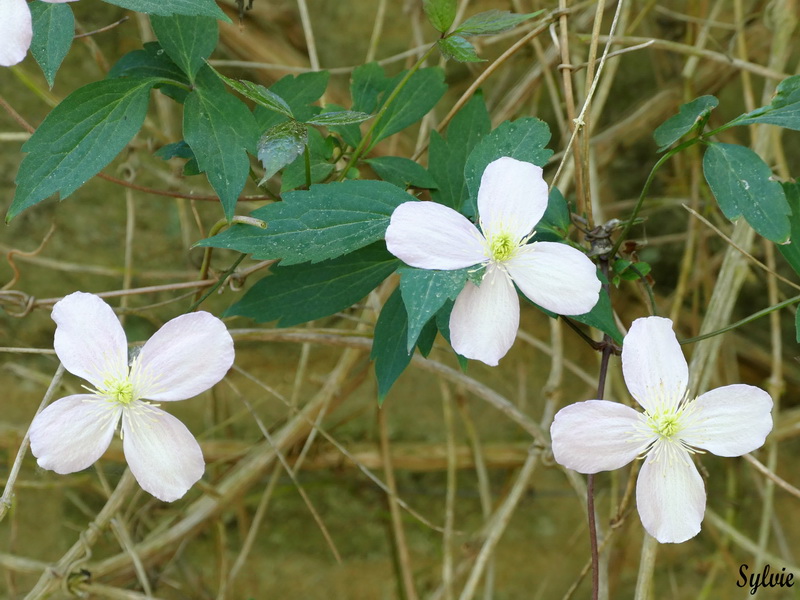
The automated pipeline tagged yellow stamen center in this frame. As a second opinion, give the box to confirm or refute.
[101,377,135,405]
[489,233,515,262]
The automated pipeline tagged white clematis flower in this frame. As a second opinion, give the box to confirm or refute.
[0,0,77,67]
[29,292,235,502]
[385,156,601,366]
[550,316,773,543]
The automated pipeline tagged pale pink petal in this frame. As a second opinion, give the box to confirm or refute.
[121,402,204,502]
[0,0,32,67]
[681,384,773,456]
[621,316,688,413]
[449,265,518,366]
[29,394,121,474]
[505,241,601,315]
[550,400,651,473]
[636,444,705,543]
[386,201,486,270]
[131,311,234,402]
[52,292,128,389]
[477,157,548,241]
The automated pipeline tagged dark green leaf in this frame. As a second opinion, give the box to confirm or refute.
[454,9,541,36]
[198,179,411,264]
[795,305,800,343]
[399,267,467,352]
[371,67,447,146]
[437,36,483,62]
[777,182,800,277]
[731,75,800,131]
[29,2,74,88]
[653,95,718,151]
[150,15,218,81]
[107,43,190,100]
[702,142,790,243]
[567,287,622,344]
[428,92,491,211]
[226,243,400,326]
[8,77,157,222]
[371,288,413,402]
[351,62,388,114]
[366,156,437,189]
[280,127,333,192]
[464,117,553,216]
[306,110,372,126]
[257,120,308,184]
[103,0,229,20]
[254,71,329,131]
[423,0,457,33]
[416,318,438,357]
[538,186,571,235]
[154,140,194,160]
[207,65,293,117]
[434,300,469,370]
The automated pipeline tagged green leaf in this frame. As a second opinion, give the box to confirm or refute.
[280,127,333,192]
[257,120,308,184]
[254,71,329,131]
[653,95,718,151]
[29,2,74,88]
[454,9,541,36]
[371,67,447,146]
[351,62,388,114]
[306,111,372,126]
[731,75,800,130]
[776,182,800,277]
[437,35,484,63]
[226,243,400,326]
[103,0,229,20]
[154,140,194,160]
[207,65,294,117]
[434,300,468,370]
[423,0,457,32]
[428,92,491,211]
[464,117,553,216]
[795,305,800,343]
[198,179,411,264]
[8,77,157,222]
[567,287,622,344]
[399,267,467,352]
[702,143,791,243]
[416,318,438,357]
[150,15,218,82]
[538,186,571,236]
[183,68,259,220]
[108,43,190,98]
[366,156,437,189]
[372,288,413,402]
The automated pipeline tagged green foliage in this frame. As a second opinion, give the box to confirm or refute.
[213,70,294,117]
[653,95,718,151]
[226,244,400,327]
[372,288,414,402]
[428,93,491,211]
[453,9,541,36]
[150,15,218,82]
[538,187,572,237]
[183,69,259,220]
[29,2,74,88]
[569,287,623,344]
[254,71,329,131]
[612,259,652,285]
[280,127,334,192]
[102,0,228,20]
[306,111,372,126]
[198,179,411,265]
[351,62,386,114]
[423,0,457,33]
[108,43,190,102]
[8,77,157,222]
[399,267,468,352]
[702,142,790,243]
[257,120,308,184]
[463,117,553,216]
[437,36,483,63]
[730,75,800,130]
[776,182,800,278]
[366,156,437,189]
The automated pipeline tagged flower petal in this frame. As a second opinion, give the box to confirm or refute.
[52,292,129,388]
[122,402,204,502]
[550,400,650,473]
[621,316,688,413]
[636,444,705,543]
[29,394,120,474]
[477,157,548,241]
[505,241,601,315]
[449,265,518,366]
[681,384,773,456]
[131,311,234,402]
[0,0,32,67]
[385,201,486,270]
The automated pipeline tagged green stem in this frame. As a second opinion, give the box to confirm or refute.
[633,534,658,600]
[679,293,800,345]
[304,143,312,188]
[338,43,438,180]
